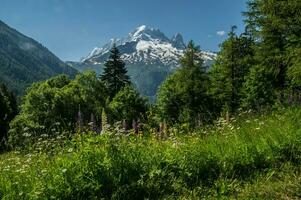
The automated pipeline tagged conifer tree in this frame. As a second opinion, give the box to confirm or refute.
[243,0,299,103]
[101,44,130,98]
[157,41,213,125]
[210,26,255,114]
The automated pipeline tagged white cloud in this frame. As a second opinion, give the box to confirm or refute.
[216,31,226,36]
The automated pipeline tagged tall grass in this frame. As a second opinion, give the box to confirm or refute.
[0,107,301,199]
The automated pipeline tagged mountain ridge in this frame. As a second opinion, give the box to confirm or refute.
[0,20,78,95]
[80,25,216,67]
[68,25,217,99]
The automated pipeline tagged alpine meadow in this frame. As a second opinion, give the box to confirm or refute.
[1,0,301,199]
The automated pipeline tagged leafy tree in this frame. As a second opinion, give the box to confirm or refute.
[109,86,148,125]
[157,41,214,126]
[101,44,131,98]
[0,83,17,150]
[9,72,107,147]
[209,26,255,113]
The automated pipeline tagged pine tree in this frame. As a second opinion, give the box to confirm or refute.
[209,26,255,114]
[101,44,130,98]
[243,0,298,103]
[157,41,213,126]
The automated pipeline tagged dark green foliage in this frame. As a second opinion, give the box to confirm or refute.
[101,45,131,98]
[1,107,301,199]
[0,83,17,150]
[0,20,78,95]
[9,72,107,147]
[287,48,301,89]
[209,26,255,113]
[243,0,301,106]
[157,41,214,125]
[109,86,148,124]
[243,65,276,109]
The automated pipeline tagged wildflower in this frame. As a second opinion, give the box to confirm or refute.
[62,169,67,173]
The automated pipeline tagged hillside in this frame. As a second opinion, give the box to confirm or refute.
[1,107,301,199]
[0,20,78,95]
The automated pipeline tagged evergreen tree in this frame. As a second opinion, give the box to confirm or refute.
[101,44,130,98]
[243,0,301,103]
[209,26,255,114]
[157,41,214,126]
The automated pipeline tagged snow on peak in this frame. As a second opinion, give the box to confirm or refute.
[80,47,103,62]
[133,25,147,37]
[81,25,216,66]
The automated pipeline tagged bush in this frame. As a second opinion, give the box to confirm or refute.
[9,72,107,147]
[109,85,148,125]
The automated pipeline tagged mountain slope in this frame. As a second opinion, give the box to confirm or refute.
[0,20,78,95]
[68,25,216,99]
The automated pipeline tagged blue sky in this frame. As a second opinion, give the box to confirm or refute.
[0,0,248,61]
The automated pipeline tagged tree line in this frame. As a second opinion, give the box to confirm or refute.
[1,0,301,148]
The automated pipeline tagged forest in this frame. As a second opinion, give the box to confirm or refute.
[1,0,301,199]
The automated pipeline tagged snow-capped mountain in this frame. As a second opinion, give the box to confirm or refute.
[68,25,217,100]
[80,25,216,68]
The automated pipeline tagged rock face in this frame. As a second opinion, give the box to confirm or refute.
[0,20,78,95]
[68,25,217,99]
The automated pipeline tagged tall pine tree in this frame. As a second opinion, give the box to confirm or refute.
[210,26,255,114]
[101,44,130,98]
[243,0,301,103]
[157,41,214,126]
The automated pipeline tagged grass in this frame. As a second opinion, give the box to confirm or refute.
[1,107,301,199]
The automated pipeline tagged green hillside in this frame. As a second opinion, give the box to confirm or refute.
[0,20,77,95]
